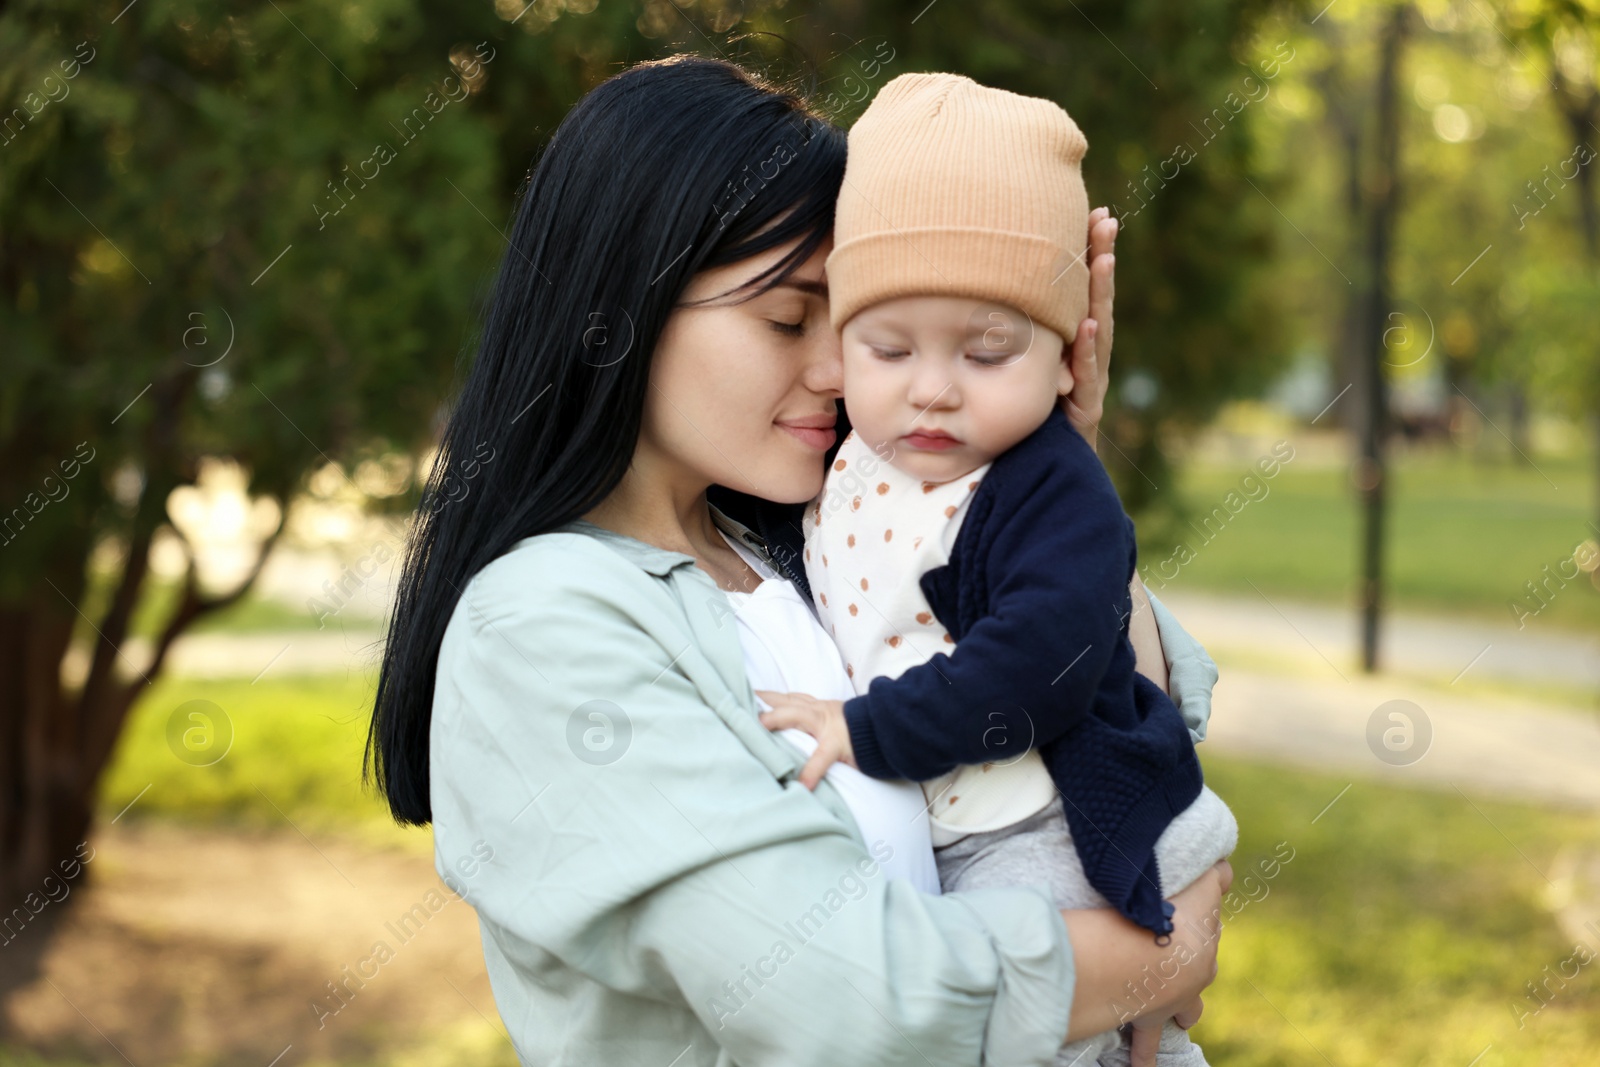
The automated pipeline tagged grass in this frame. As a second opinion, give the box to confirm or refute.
[1141,445,1600,634]
[83,669,1600,1066]
[1195,751,1600,1067]
[97,669,421,853]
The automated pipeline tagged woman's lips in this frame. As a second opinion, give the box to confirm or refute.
[777,422,838,450]
[902,431,962,451]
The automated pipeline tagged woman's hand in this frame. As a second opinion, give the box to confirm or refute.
[1119,859,1233,1067]
[1063,208,1119,450]
[755,690,856,790]
[1126,574,1170,693]
[1124,993,1207,1067]
[1061,858,1232,1044]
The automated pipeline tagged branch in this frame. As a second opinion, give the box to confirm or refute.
[139,507,286,687]
[73,503,159,734]
[83,505,285,778]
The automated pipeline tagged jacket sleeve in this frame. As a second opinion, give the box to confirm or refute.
[843,446,1133,783]
[1144,589,1219,744]
[429,540,1078,1067]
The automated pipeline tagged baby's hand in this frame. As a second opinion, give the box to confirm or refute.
[754,690,855,790]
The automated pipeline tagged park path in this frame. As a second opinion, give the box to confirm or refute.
[143,591,1600,812]
[1152,588,1600,690]
[1153,590,1600,811]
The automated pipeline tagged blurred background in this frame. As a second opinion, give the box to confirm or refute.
[2,0,1599,1063]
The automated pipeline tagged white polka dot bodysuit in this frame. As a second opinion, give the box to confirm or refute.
[803,430,1059,846]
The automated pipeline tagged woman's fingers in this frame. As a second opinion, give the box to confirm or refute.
[1160,871,1225,1006]
[1128,1022,1160,1067]
[1089,250,1115,367]
[1213,858,1234,896]
[1063,205,1117,444]
[1064,321,1102,446]
[1173,996,1204,1030]
[1087,211,1117,376]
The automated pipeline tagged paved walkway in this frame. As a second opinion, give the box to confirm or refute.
[1153,589,1600,690]
[1201,664,1600,810]
[1153,590,1600,810]
[144,592,1600,810]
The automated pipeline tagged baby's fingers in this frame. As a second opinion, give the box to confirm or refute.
[754,690,805,721]
[797,747,838,791]
[758,708,798,733]
[757,704,812,735]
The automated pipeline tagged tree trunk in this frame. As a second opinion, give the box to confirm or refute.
[0,378,282,1012]
[1311,30,1365,433]
[1507,384,1531,464]
[1355,4,1410,673]
[0,583,96,1007]
[1551,80,1599,536]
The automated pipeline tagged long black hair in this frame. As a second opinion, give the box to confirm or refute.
[366,54,848,825]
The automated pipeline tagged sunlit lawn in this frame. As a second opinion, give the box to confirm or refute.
[99,668,417,851]
[1197,756,1600,1066]
[79,669,1600,1065]
[1144,446,1600,633]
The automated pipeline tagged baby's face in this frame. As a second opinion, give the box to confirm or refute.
[840,295,1071,483]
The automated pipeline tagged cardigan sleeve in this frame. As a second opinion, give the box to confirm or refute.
[429,537,1079,1067]
[842,442,1135,783]
[1145,589,1218,744]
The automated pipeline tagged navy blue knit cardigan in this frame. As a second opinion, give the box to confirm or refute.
[709,406,1203,939]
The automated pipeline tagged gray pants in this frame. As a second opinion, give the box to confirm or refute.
[933,787,1237,1067]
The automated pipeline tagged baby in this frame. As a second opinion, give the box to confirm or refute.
[757,74,1238,1067]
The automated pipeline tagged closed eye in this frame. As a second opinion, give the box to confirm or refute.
[967,351,1018,367]
[769,319,806,337]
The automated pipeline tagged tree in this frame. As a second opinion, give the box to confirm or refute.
[0,0,662,993]
[779,0,1293,523]
[0,0,1294,990]
[1504,0,1600,531]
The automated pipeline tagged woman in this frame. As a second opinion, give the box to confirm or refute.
[368,54,1230,1066]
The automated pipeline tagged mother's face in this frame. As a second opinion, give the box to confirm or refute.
[640,234,842,505]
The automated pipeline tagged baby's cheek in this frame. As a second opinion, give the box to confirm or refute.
[978,382,1059,455]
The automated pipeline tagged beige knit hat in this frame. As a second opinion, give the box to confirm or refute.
[826,73,1090,343]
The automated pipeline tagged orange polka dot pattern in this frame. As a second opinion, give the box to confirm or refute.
[803,430,1058,841]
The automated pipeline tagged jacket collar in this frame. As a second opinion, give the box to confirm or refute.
[558,519,696,577]
[558,506,774,578]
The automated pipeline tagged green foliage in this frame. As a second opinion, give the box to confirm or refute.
[1245,0,1600,437]
[796,0,1294,512]
[1,0,1302,593]
[0,0,666,598]
[1148,445,1600,630]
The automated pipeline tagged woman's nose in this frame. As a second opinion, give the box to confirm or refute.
[806,330,844,396]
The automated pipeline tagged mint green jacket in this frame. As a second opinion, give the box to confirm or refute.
[428,517,1218,1067]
